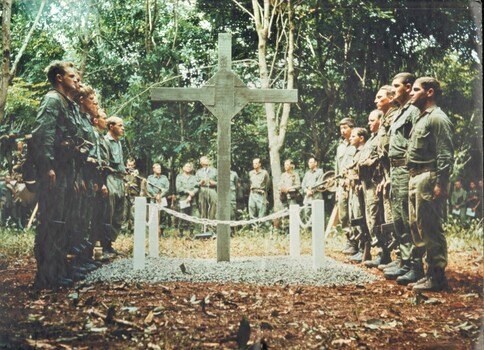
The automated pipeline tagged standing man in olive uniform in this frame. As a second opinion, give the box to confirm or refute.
[104,116,125,255]
[335,118,357,254]
[146,163,170,235]
[124,159,140,231]
[31,61,80,289]
[176,162,199,236]
[279,159,301,207]
[196,156,217,220]
[248,158,270,219]
[384,72,424,285]
[301,157,324,222]
[407,77,454,292]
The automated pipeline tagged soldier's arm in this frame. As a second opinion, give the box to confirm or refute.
[433,114,454,188]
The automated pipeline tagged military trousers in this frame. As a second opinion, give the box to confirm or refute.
[106,175,125,246]
[248,192,267,219]
[34,163,70,288]
[362,180,382,234]
[409,171,448,270]
[336,185,350,230]
[198,187,217,220]
[390,166,416,261]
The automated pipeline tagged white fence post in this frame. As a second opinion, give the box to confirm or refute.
[289,204,300,257]
[148,203,159,258]
[133,197,147,270]
[312,200,325,270]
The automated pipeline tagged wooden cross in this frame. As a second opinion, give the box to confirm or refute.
[151,33,298,262]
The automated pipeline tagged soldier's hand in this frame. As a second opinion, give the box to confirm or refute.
[93,183,99,192]
[306,189,313,197]
[188,191,195,197]
[47,169,56,189]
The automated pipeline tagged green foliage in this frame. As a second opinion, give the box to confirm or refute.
[444,217,483,251]
[0,228,34,258]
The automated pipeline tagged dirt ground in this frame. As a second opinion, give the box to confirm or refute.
[0,246,482,349]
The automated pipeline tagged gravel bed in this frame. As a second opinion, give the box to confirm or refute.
[85,255,381,287]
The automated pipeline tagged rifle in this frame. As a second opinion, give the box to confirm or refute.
[310,173,342,192]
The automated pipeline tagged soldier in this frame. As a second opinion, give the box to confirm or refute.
[196,156,217,220]
[70,85,98,269]
[104,116,126,255]
[384,72,424,285]
[369,85,399,268]
[407,77,454,292]
[248,158,270,219]
[345,127,370,262]
[88,109,110,253]
[466,180,481,220]
[335,118,357,254]
[357,110,390,265]
[176,162,199,236]
[124,158,140,231]
[279,159,301,207]
[450,180,467,221]
[31,61,81,289]
[301,157,324,222]
[145,163,170,235]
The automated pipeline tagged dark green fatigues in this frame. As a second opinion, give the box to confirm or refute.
[196,167,217,220]
[335,141,356,232]
[388,101,420,264]
[104,133,125,249]
[146,174,170,228]
[407,106,453,272]
[31,90,80,289]
[176,171,199,233]
[248,169,270,219]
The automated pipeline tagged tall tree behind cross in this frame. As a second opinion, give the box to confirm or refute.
[151,33,298,262]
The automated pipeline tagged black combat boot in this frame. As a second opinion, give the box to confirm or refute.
[384,260,411,280]
[396,260,424,285]
[413,267,449,292]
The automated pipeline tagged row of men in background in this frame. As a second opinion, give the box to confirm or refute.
[450,179,482,221]
[122,154,327,236]
[29,61,126,290]
[336,72,457,292]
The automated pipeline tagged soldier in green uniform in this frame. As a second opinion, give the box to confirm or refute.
[335,118,357,254]
[176,162,199,236]
[370,85,398,268]
[279,159,301,207]
[104,116,125,255]
[384,72,425,285]
[407,77,454,292]
[358,110,389,265]
[248,158,270,219]
[196,156,217,220]
[345,127,370,262]
[301,157,324,222]
[450,180,467,221]
[31,61,81,289]
[70,85,98,267]
[145,163,170,235]
[124,159,140,231]
[88,109,110,252]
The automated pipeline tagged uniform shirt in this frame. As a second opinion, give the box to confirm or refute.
[301,168,324,193]
[450,188,467,208]
[388,101,419,159]
[249,169,270,192]
[377,107,398,159]
[407,106,454,185]
[146,174,170,198]
[31,90,79,172]
[195,167,217,188]
[279,171,301,192]
[104,133,125,174]
[358,132,381,182]
[176,172,199,201]
[335,140,356,176]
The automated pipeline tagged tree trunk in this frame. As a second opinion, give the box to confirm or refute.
[250,0,295,214]
[0,0,13,124]
[0,0,46,124]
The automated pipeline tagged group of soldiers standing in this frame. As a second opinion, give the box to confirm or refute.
[15,60,456,293]
[335,72,454,292]
[29,61,126,289]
